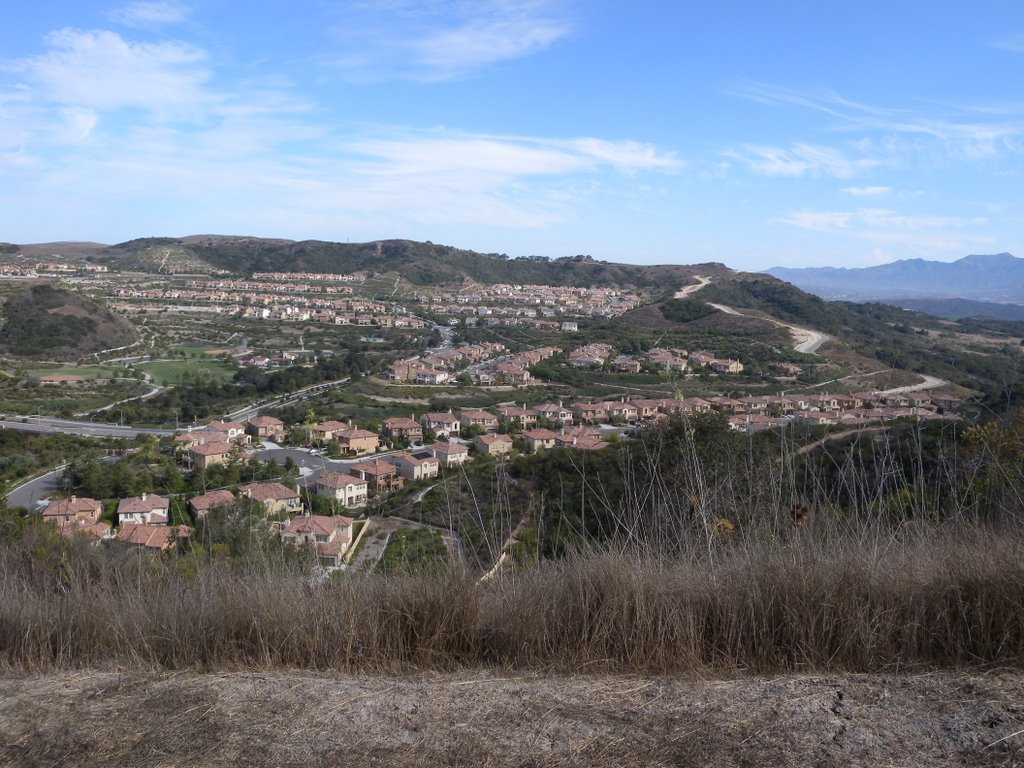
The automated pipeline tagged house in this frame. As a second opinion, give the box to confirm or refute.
[496,406,537,430]
[573,402,610,423]
[238,482,302,515]
[523,428,558,453]
[612,355,642,374]
[247,415,285,441]
[493,363,531,384]
[420,412,461,439]
[308,420,350,442]
[710,358,744,374]
[414,369,450,385]
[427,441,470,468]
[630,399,662,420]
[314,472,368,507]
[280,514,354,568]
[388,450,440,481]
[189,489,237,518]
[188,441,234,469]
[335,427,380,456]
[474,433,514,457]
[38,374,85,385]
[382,417,423,443]
[206,420,250,443]
[349,460,404,496]
[460,409,499,433]
[58,519,113,541]
[42,496,103,526]
[607,401,639,422]
[116,493,170,526]
[931,394,963,412]
[532,403,574,426]
[116,523,193,551]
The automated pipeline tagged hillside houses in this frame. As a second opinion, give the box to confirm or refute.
[280,514,354,568]
[117,494,170,525]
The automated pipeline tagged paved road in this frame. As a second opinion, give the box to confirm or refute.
[7,465,69,511]
[0,415,173,438]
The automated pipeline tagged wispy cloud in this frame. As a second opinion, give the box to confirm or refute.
[6,28,212,119]
[723,143,880,178]
[0,23,673,236]
[108,1,191,28]
[327,0,572,81]
[842,185,890,198]
[991,33,1024,53]
[731,80,1024,163]
[774,207,993,253]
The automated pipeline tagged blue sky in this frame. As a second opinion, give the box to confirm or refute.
[2,1,1023,270]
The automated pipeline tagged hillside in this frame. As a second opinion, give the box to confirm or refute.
[5,236,732,289]
[0,284,138,360]
[766,252,1024,303]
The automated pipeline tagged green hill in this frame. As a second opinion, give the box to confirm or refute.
[102,236,731,290]
[0,284,138,360]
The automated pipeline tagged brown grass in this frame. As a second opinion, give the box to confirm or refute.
[1,523,1022,674]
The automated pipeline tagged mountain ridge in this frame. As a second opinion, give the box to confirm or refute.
[765,252,1024,303]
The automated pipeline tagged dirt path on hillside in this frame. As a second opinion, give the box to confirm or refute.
[709,302,831,354]
[673,274,711,298]
[1,670,1021,767]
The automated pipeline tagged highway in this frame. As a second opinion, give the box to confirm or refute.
[224,377,352,422]
[0,415,173,438]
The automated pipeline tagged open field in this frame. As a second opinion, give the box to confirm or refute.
[1,670,1021,767]
[24,365,126,380]
[136,358,237,385]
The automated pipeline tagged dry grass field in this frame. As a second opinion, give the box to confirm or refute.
[1,670,1022,767]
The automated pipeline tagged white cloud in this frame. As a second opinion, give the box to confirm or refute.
[7,29,212,117]
[724,143,879,178]
[413,14,570,79]
[108,2,191,28]
[842,185,890,198]
[327,0,571,81]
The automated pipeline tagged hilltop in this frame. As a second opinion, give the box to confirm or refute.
[0,283,138,360]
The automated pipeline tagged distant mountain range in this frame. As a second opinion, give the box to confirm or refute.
[765,253,1024,307]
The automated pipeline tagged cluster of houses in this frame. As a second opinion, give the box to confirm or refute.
[40,483,359,568]
[0,261,109,276]
[418,283,642,321]
[469,346,563,386]
[386,342,507,385]
[569,344,744,375]
[251,271,365,283]
[111,283,424,329]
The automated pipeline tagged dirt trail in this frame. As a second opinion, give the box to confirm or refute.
[709,302,830,354]
[1,670,1021,767]
[673,275,711,299]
